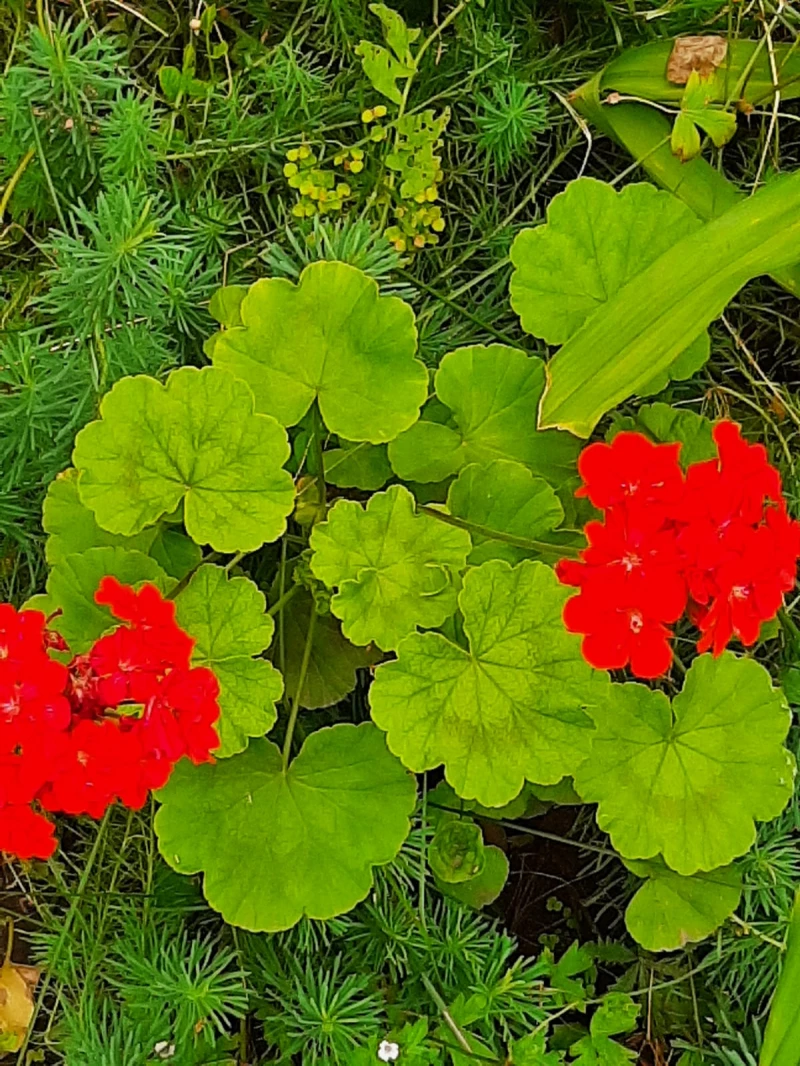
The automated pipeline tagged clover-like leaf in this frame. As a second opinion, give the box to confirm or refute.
[309,484,471,651]
[73,367,295,553]
[447,460,564,565]
[277,589,378,710]
[175,565,282,758]
[370,559,607,807]
[27,546,172,654]
[210,262,427,444]
[574,653,794,875]
[671,71,737,162]
[154,722,416,931]
[624,858,742,952]
[388,345,579,485]
[324,441,392,491]
[509,179,709,394]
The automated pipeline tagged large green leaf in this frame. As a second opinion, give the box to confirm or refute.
[323,441,392,491]
[210,261,428,443]
[446,460,563,565]
[510,178,701,345]
[43,468,200,579]
[276,589,377,710]
[175,565,282,758]
[536,172,800,436]
[574,654,794,875]
[73,367,295,552]
[43,468,158,565]
[154,723,416,931]
[624,858,742,953]
[370,559,606,807]
[309,484,471,651]
[26,546,172,654]
[388,345,579,484]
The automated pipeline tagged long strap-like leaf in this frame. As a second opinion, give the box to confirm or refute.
[760,889,800,1066]
[539,170,800,437]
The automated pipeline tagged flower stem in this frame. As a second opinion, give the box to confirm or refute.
[419,505,581,558]
[281,600,317,771]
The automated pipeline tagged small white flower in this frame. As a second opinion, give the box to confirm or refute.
[378,1040,400,1063]
[153,1042,176,1060]
[189,16,202,31]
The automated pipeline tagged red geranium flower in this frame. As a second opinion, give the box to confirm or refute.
[575,432,684,525]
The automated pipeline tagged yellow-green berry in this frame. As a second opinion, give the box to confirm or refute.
[283,162,298,177]
[374,104,387,118]
[431,217,445,232]
[298,145,311,160]
[349,159,364,174]
[362,108,374,123]
[286,148,300,162]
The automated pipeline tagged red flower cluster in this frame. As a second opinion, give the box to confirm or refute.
[0,579,219,861]
[557,422,800,678]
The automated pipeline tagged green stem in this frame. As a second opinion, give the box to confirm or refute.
[778,606,800,647]
[419,505,581,558]
[268,582,300,617]
[281,601,317,770]
[0,147,35,218]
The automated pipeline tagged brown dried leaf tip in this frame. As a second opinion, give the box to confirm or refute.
[0,926,40,1054]
[667,36,728,84]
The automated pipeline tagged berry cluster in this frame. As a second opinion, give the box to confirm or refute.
[0,579,220,861]
[557,422,800,678]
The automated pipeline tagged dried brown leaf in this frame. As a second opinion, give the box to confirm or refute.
[667,36,728,84]
[0,959,40,1052]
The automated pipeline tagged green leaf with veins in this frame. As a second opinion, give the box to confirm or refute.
[210,262,427,443]
[43,469,200,580]
[428,820,485,883]
[43,468,158,565]
[623,857,742,952]
[388,345,579,485]
[155,723,416,931]
[509,178,709,395]
[323,441,392,491]
[309,484,471,651]
[671,72,737,162]
[175,565,282,758]
[208,284,248,326]
[370,559,606,807]
[276,588,378,709]
[73,367,295,553]
[447,460,564,565]
[26,546,172,654]
[574,653,794,875]
[607,402,716,469]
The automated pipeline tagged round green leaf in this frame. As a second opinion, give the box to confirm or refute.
[447,460,564,565]
[147,528,203,580]
[175,565,282,758]
[154,722,416,931]
[210,261,428,443]
[388,346,579,485]
[277,590,378,710]
[27,546,172,654]
[370,559,606,807]
[438,846,509,909]
[73,367,295,553]
[309,485,471,651]
[43,468,158,566]
[388,420,464,483]
[323,441,392,491]
[574,653,795,875]
[624,858,742,952]
[509,178,701,345]
[428,820,485,883]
